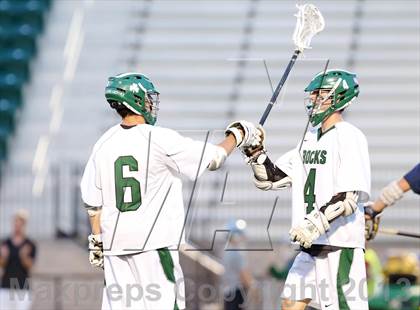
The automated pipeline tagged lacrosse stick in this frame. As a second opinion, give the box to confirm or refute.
[379,228,420,239]
[259,3,325,125]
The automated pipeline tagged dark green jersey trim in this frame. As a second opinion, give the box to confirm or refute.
[317,125,336,141]
[157,248,179,310]
[120,124,137,129]
[337,248,354,310]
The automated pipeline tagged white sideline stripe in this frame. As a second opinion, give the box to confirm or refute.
[50,106,63,134]
[64,31,85,82]
[32,166,47,197]
[63,8,84,59]
[49,83,63,109]
[32,135,49,174]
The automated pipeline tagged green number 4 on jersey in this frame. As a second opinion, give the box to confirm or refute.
[304,168,316,214]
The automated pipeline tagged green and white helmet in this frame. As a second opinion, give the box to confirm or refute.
[304,69,359,126]
[105,72,160,125]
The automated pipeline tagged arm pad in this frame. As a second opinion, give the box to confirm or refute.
[319,191,359,223]
[379,181,404,206]
[251,153,291,190]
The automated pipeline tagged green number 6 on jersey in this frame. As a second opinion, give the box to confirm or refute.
[114,155,141,212]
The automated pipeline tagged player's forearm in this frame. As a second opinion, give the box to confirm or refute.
[85,206,102,235]
[0,257,6,267]
[89,213,101,235]
[371,199,386,214]
[209,121,262,171]
[217,134,236,156]
[208,134,238,171]
[372,177,410,213]
[207,135,236,171]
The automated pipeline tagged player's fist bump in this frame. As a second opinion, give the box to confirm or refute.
[225,120,263,148]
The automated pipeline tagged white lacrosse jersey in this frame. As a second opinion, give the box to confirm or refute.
[275,121,370,249]
[80,124,218,255]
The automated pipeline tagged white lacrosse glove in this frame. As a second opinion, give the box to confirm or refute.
[225,120,263,148]
[289,210,330,248]
[379,181,404,206]
[251,153,292,191]
[364,202,382,241]
[88,234,104,269]
[241,125,266,160]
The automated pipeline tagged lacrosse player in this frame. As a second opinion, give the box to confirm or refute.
[365,163,420,240]
[80,72,262,310]
[238,69,370,310]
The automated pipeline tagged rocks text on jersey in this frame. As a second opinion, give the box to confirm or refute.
[302,150,327,165]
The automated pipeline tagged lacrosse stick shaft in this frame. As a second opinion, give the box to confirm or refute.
[259,49,301,125]
[379,228,420,239]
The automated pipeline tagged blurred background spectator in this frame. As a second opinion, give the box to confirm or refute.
[369,252,420,310]
[0,209,36,310]
[222,219,257,310]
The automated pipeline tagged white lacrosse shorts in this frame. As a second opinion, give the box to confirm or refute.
[281,248,368,310]
[102,248,185,310]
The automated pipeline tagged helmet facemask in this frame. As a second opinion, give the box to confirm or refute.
[305,76,344,127]
[305,88,338,127]
[145,92,160,123]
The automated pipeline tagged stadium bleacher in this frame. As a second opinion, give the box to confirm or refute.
[0,0,51,164]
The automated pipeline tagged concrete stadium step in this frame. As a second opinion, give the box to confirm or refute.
[30,240,102,310]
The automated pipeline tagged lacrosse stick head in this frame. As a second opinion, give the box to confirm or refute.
[293,4,325,52]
